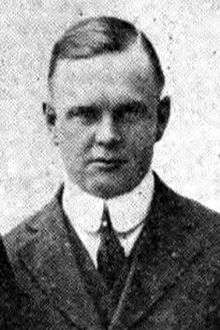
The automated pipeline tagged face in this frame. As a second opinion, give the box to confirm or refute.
[48,43,169,198]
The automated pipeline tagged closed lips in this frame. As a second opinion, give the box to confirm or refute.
[91,158,126,164]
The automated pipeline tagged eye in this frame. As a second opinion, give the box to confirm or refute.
[114,102,147,123]
[66,106,100,124]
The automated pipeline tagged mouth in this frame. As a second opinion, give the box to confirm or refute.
[87,158,127,170]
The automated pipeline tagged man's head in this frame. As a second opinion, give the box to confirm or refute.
[44,16,170,199]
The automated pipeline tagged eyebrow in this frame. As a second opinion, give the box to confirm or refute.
[114,100,146,109]
[66,100,145,112]
[65,104,97,115]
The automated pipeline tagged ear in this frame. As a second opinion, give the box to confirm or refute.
[42,102,57,128]
[155,96,170,142]
[42,102,59,146]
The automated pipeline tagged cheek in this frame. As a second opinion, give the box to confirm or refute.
[58,118,88,141]
[125,122,157,151]
[57,122,89,156]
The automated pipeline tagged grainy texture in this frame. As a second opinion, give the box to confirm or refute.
[3,174,220,329]
[0,0,219,233]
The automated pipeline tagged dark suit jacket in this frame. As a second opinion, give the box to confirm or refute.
[0,236,17,328]
[3,173,220,329]
[0,236,51,329]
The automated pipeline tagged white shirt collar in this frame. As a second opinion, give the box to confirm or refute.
[63,170,154,234]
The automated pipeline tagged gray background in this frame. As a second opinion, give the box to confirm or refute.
[0,0,219,233]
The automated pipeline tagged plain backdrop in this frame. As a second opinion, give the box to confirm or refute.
[0,0,219,233]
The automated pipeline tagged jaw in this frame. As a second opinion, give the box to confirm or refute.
[79,170,127,199]
[76,164,149,199]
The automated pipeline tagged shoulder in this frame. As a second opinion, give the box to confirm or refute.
[3,186,63,259]
[154,172,220,270]
[154,172,220,232]
[172,186,220,241]
[172,190,220,266]
[173,190,220,236]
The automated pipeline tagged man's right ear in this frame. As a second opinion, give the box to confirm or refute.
[42,102,57,130]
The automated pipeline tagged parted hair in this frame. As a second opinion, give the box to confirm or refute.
[48,16,165,91]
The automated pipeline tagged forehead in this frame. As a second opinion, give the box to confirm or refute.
[51,41,159,106]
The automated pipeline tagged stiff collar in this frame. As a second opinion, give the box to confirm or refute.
[62,170,154,234]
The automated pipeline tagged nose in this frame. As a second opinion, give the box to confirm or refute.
[95,112,121,146]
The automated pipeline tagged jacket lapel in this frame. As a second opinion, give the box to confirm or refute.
[110,173,204,329]
[17,188,102,329]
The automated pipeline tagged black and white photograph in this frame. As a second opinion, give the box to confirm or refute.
[0,1,219,329]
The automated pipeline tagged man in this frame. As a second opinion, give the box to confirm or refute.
[4,16,220,329]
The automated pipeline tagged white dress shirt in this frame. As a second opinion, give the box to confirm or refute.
[63,170,154,268]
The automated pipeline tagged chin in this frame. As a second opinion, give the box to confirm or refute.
[84,175,138,199]
[82,176,122,199]
[91,183,120,199]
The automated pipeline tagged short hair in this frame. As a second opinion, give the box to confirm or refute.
[48,16,165,92]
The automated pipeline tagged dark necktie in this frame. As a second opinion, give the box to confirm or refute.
[97,204,125,289]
